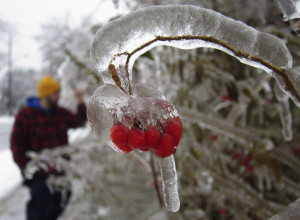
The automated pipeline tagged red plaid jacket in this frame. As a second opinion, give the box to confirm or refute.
[10,103,87,169]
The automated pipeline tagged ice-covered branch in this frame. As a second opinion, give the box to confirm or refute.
[196,162,284,219]
[274,84,293,141]
[91,5,300,107]
[180,108,266,147]
[277,0,300,37]
[277,0,300,21]
[64,48,101,82]
[273,148,300,174]
[270,198,300,220]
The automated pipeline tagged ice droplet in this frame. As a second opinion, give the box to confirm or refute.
[86,84,128,137]
[158,155,180,212]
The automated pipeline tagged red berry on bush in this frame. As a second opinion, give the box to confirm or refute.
[221,95,233,102]
[128,127,145,149]
[152,133,175,157]
[164,117,183,146]
[233,152,241,160]
[245,153,252,163]
[144,127,160,149]
[219,208,227,215]
[210,133,217,142]
[110,123,132,153]
[245,165,253,173]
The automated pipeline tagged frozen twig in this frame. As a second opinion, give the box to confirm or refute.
[269,198,300,220]
[274,84,293,141]
[180,108,265,146]
[91,5,300,107]
[150,154,163,208]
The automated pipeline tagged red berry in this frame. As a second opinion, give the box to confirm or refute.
[233,152,241,160]
[219,208,226,215]
[144,127,160,149]
[239,160,246,166]
[221,95,233,102]
[245,153,252,163]
[128,127,145,149]
[245,165,253,173]
[151,134,175,157]
[110,123,132,153]
[291,147,300,155]
[210,134,217,142]
[164,117,183,146]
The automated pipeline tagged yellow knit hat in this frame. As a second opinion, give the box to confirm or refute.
[38,76,61,98]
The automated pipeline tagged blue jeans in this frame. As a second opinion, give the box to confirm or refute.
[26,177,71,220]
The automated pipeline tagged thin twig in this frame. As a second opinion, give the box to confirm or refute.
[150,153,163,208]
[64,48,101,82]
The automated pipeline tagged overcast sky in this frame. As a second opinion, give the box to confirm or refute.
[0,0,117,73]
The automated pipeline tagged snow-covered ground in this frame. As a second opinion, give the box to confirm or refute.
[0,117,22,200]
[0,185,27,220]
[0,117,14,151]
[0,149,22,199]
[0,117,28,220]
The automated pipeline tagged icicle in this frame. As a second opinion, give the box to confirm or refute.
[158,155,180,212]
[274,85,293,141]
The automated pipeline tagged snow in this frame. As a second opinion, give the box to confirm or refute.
[0,117,27,220]
[0,117,22,201]
[0,116,21,200]
[0,116,14,124]
[0,185,28,220]
[0,149,22,200]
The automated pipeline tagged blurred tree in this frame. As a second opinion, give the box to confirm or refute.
[0,68,38,115]
[37,16,100,112]
[0,19,12,67]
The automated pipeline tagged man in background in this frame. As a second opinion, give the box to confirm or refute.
[10,75,87,220]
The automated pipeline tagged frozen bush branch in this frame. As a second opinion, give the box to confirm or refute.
[91,5,300,107]
[270,198,300,220]
[64,48,101,82]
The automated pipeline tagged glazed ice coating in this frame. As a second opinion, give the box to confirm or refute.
[90,5,300,107]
